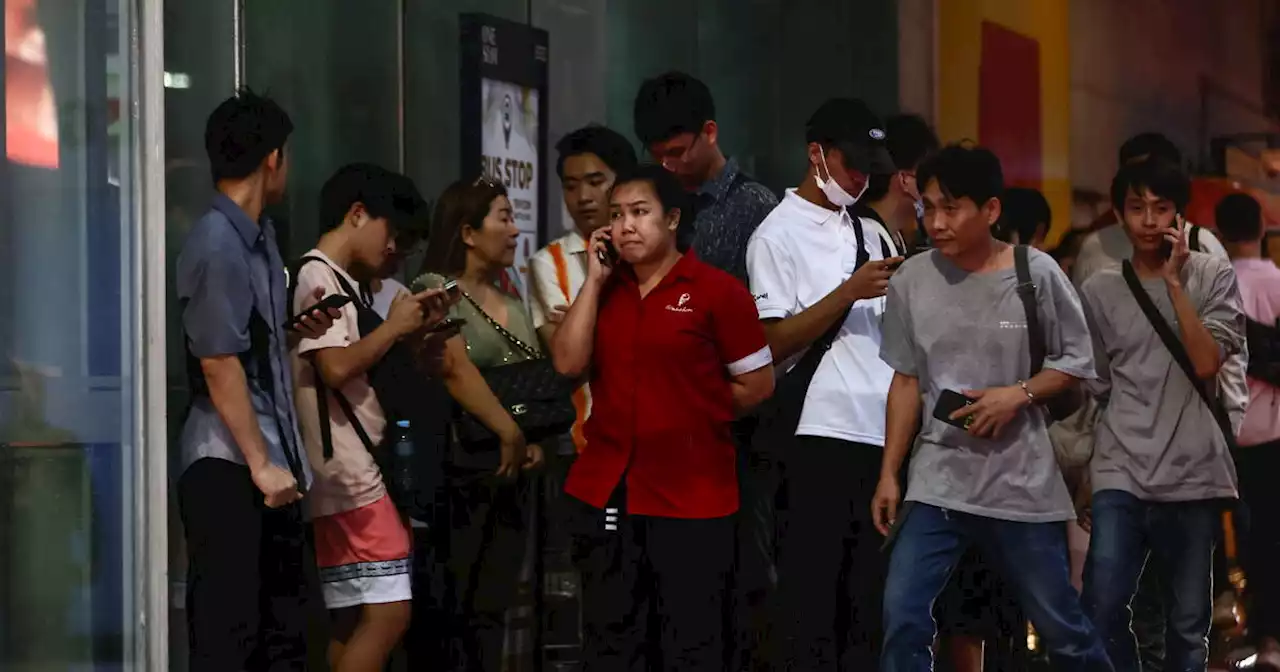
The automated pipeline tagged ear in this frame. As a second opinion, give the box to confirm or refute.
[667,207,682,232]
[703,120,719,146]
[806,142,825,168]
[264,148,281,171]
[983,197,1003,226]
[460,223,477,248]
[347,202,368,227]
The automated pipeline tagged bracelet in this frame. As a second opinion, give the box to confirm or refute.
[1018,379,1036,404]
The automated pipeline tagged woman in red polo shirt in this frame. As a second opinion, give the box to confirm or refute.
[551,164,775,670]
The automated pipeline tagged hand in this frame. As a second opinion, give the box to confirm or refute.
[547,305,569,325]
[871,474,902,536]
[417,288,453,330]
[386,290,430,338]
[412,328,455,373]
[294,286,343,339]
[523,443,545,471]
[1162,214,1191,284]
[496,427,528,479]
[251,462,302,509]
[841,257,904,302]
[585,228,616,286]
[949,385,1032,439]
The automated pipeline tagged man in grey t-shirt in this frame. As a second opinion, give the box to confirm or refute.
[872,145,1111,671]
[1078,159,1244,671]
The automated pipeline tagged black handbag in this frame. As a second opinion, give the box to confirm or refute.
[453,292,576,450]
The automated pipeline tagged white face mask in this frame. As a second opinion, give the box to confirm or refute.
[814,151,866,207]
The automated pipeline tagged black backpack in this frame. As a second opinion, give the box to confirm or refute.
[1246,317,1280,387]
[289,256,452,520]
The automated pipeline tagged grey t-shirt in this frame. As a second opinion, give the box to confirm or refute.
[1079,252,1244,501]
[880,248,1093,523]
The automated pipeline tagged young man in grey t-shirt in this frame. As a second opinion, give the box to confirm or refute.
[1078,159,1245,671]
[871,145,1111,671]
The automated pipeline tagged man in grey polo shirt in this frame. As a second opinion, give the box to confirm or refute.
[872,145,1111,671]
[176,90,338,672]
[1078,158,1244,671]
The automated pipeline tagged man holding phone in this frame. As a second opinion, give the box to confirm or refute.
[1076,158,1245,671]
[746,97,902,669]
[871,144,1109,671]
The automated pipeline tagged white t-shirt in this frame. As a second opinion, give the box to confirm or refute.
[527,231,592,454]
[368,277,407,320]
[747,189,900,446]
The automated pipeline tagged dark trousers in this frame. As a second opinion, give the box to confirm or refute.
[732,422,781,670]
[1082,490,1218,672]
[446,469,531,672]
[178,457,325,672]
[569,494,734,671]
[775,437,885,670]
[1239,442,1280,644]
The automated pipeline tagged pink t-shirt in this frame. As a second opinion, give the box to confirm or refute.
[1233,258,1280,447]
[291,250,388,518]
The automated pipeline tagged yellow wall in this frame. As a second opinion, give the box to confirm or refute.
[937,0,1072,246]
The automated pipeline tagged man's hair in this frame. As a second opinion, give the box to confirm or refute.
[632,71,716,146]
[420,177,510,277]
[917,144,1004,207]
[204,88,294,182]
[864,114,940,202]
[1118,132,1182,166]
[555,125,639,178]
[995,187,1051,244]
[319,163,427,234]
[610,163,693,251]
[1109,158,1190,213]
[1215,192,1264,243]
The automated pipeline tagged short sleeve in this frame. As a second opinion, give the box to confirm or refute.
[746,234,797,320]
[527,251,559,330]
[712,279,772,376]
[1200,257,1247,358]
[878,273,917,375]
[293,262,356,357]
[179,236,253,359]
[1033,252,1095,379]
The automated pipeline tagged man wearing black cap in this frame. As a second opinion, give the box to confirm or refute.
[746,97,903,670]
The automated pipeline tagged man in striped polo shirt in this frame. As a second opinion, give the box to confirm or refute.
[528,125,638,454]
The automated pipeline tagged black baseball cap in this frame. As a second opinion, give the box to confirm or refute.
[805,98,896,175]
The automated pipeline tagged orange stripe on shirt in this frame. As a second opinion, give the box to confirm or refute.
[548,242,590,453]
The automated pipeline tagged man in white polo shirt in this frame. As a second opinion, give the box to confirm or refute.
[747,97,902,670]
[528,125,637,455]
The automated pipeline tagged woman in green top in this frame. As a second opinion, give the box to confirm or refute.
[412,176,543,671]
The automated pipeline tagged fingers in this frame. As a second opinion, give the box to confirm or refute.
[948,403,978,421]
[412,288,447,303]
[873,498,897,536]
[312,286,326,299]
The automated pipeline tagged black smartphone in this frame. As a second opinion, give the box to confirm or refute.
[933,389,974,430]
[1159,212,1184,260]
[286,294,352,331]
[597,239,620,266]
[442,278,461,297]
[426,317,466,334]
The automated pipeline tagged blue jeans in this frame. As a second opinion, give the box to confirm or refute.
[1082,490,1218,672]
[883,503,1112,672]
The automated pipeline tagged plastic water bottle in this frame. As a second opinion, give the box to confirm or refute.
[391,420,415,504]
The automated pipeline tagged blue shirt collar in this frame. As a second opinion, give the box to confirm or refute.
[211,192,266,248]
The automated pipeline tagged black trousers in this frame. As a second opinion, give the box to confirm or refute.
[1240,441,1280,643]
[178,458,326,672]
[569,493,734,671]
[775,436,885,670]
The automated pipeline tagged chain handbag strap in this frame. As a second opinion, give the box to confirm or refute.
[462,290,543,360]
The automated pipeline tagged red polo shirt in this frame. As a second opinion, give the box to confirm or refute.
[564,252,772,519]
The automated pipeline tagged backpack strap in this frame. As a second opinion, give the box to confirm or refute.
[1188,224,1203,253]
[1014,245,1046,377]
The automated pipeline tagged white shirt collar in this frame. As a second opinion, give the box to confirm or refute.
[782,188,849,227]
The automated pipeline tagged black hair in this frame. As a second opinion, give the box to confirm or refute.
[1051,229,1085,263]
[1109,158,1190,213]
[1215,192,1264,243]
[555,125,639,178]
[1118,132,1182,166]
[864,113,940,202]
[995,187,1051,244]
[917,144,1004,207]
[318,163,427,234]
[204,88,294,182]
[632,71,716,146]
[420,177,510,277]
[609,163,693,251]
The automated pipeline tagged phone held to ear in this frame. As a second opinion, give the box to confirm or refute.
[597,239,620,267]
[933,389,974,431]
[285,294,352,331]
[1159,212,1184,260]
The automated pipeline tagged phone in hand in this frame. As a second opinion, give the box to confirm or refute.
[933,389,974,430]
[1159,212,1185,260]
[597,239,620,267]
[442,278,461,297]
[426,316,466,334]
[286,294,352,331]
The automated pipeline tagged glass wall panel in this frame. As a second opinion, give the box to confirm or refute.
[0,0,141,669]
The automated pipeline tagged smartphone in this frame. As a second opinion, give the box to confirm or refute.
[597,239,620,267]
[285,294,352,331]
[426,317,466,334]
[933,389,974,430]
[442,278,461,297]
[1159,212,1184,260]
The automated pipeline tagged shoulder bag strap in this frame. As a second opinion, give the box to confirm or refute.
[1121,260,1237,455]
[1189,225,1203,253]
[1014,245,1046,377]
[463,290,543,360]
